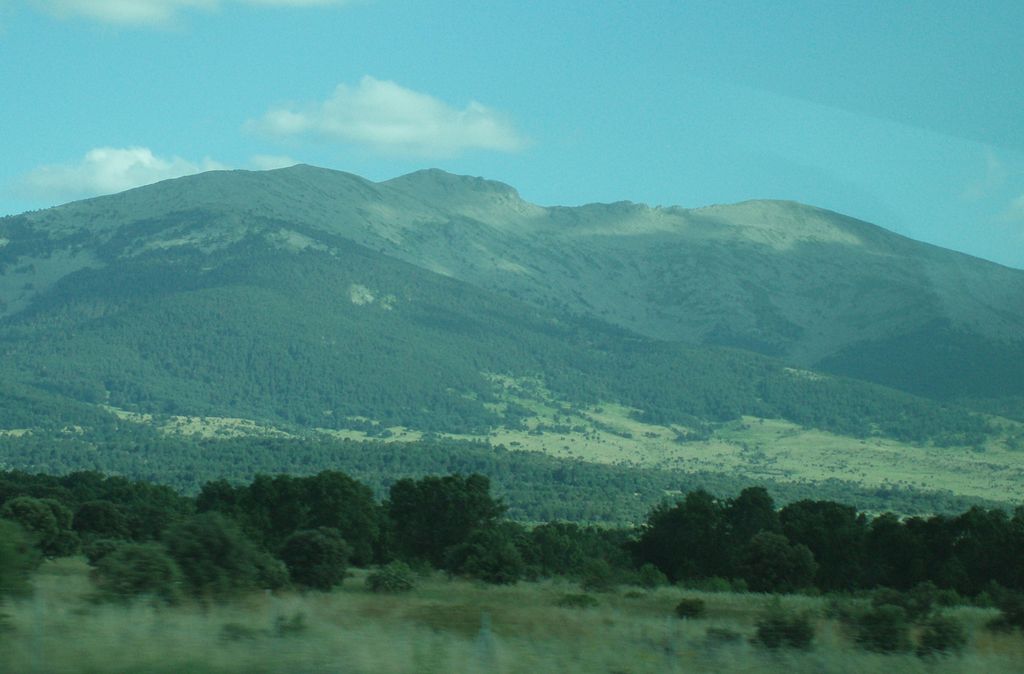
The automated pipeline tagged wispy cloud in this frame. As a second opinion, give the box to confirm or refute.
[32,0,354,26]
[17,147,227,201]
[246,76,528,158]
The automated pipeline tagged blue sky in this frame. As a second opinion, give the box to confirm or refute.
[2,0,1022,268]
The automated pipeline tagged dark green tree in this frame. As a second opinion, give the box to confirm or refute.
[780,499,866,591]
[0,519,40,599]
[0,496,78,557]
[633,490,727,582]
[443,524,525,585]
[279,527,351,591]
[387,474,505,567]
[738,531,817,593]
[163,512,267,599]
[73,500,130,540]
[91,543,182,604]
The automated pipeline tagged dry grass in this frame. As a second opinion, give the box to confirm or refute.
[1,560,1022,674]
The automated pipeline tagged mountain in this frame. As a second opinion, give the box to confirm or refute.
[5,164,1020,406]
[0,165,1021,514]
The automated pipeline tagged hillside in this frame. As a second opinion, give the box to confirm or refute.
[4,165,1020,406]
[0,166,1021,512]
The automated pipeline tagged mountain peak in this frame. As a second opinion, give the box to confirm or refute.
[383,169,522,200]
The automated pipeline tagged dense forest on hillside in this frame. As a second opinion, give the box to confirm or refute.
[0,427,1006,524]
[0,236,991,446]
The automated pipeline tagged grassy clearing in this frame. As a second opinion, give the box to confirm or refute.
[97,378,1024,507]
[2,559,1022,674]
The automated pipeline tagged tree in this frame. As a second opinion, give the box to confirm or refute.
[739,532,817,593]
[91,543,182,604]
[0,496,78,557]
[163,512,267,599]
[279,527,351,591]
[387,474,505,567]
[443,524,525,585]
[633,490,727,582]
[199,471,382,566]
[73,500,130,540]
[0,519,40,599]
[779,499,866,591]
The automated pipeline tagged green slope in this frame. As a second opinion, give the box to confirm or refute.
[0,220,987,448]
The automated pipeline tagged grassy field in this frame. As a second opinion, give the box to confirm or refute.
[101,376,1024,507]
[2,559,1022,674]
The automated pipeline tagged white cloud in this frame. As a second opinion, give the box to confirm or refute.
[32,0,353,26]
[247,77,527,158]
[18,147,227,201]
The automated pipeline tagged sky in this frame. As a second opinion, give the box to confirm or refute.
[1,1,1023,269]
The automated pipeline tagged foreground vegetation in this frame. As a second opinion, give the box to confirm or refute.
[2,559,1023,674]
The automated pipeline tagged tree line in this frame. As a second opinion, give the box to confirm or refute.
[1,468,1022,604]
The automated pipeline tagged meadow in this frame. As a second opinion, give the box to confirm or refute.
[3,559,1022,674]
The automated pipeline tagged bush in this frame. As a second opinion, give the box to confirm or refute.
[366,561,416,593]
[752,601,814,650]
[163,512,266,599]
[273,612,307,637]
[91,543,182,604]
[556,593,598,609]
[579,559,617,593]
[280,528,351,591]
[636,563,668,589]
[675,597,707,619]
[1,497,78,557]
[872,582,941,623]
[444,527,525,585]
[985,592,1024,633]
[916,613,967,657]
[0,519,40,599]
[854,604,912,653]
[705,627,743,646]
[83,538,123,566]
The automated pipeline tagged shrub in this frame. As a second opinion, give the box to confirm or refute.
[854,604,912,653]
[163,512,266,599]
[91,543,182,605]
[675,597,707,619]
[579,558,617,593]
[705,627,743,646]
[872,582,941,622]
[273,612,307,637]
[1,496,78,557]
[916,613,967,657]
[636,563,668,589]
[556,593,598,609]
[83,538,123,566]
[280,528,351,591]
[444,527,525,585]
[985,592,1024,633]
[752,601,814,650]
[0,519,40,600]
[366,561,416,593]
[220,623,264,642]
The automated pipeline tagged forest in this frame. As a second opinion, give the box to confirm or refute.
[2,468,1023,600]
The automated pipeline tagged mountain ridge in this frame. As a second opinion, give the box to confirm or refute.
[2,165,1022,405]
